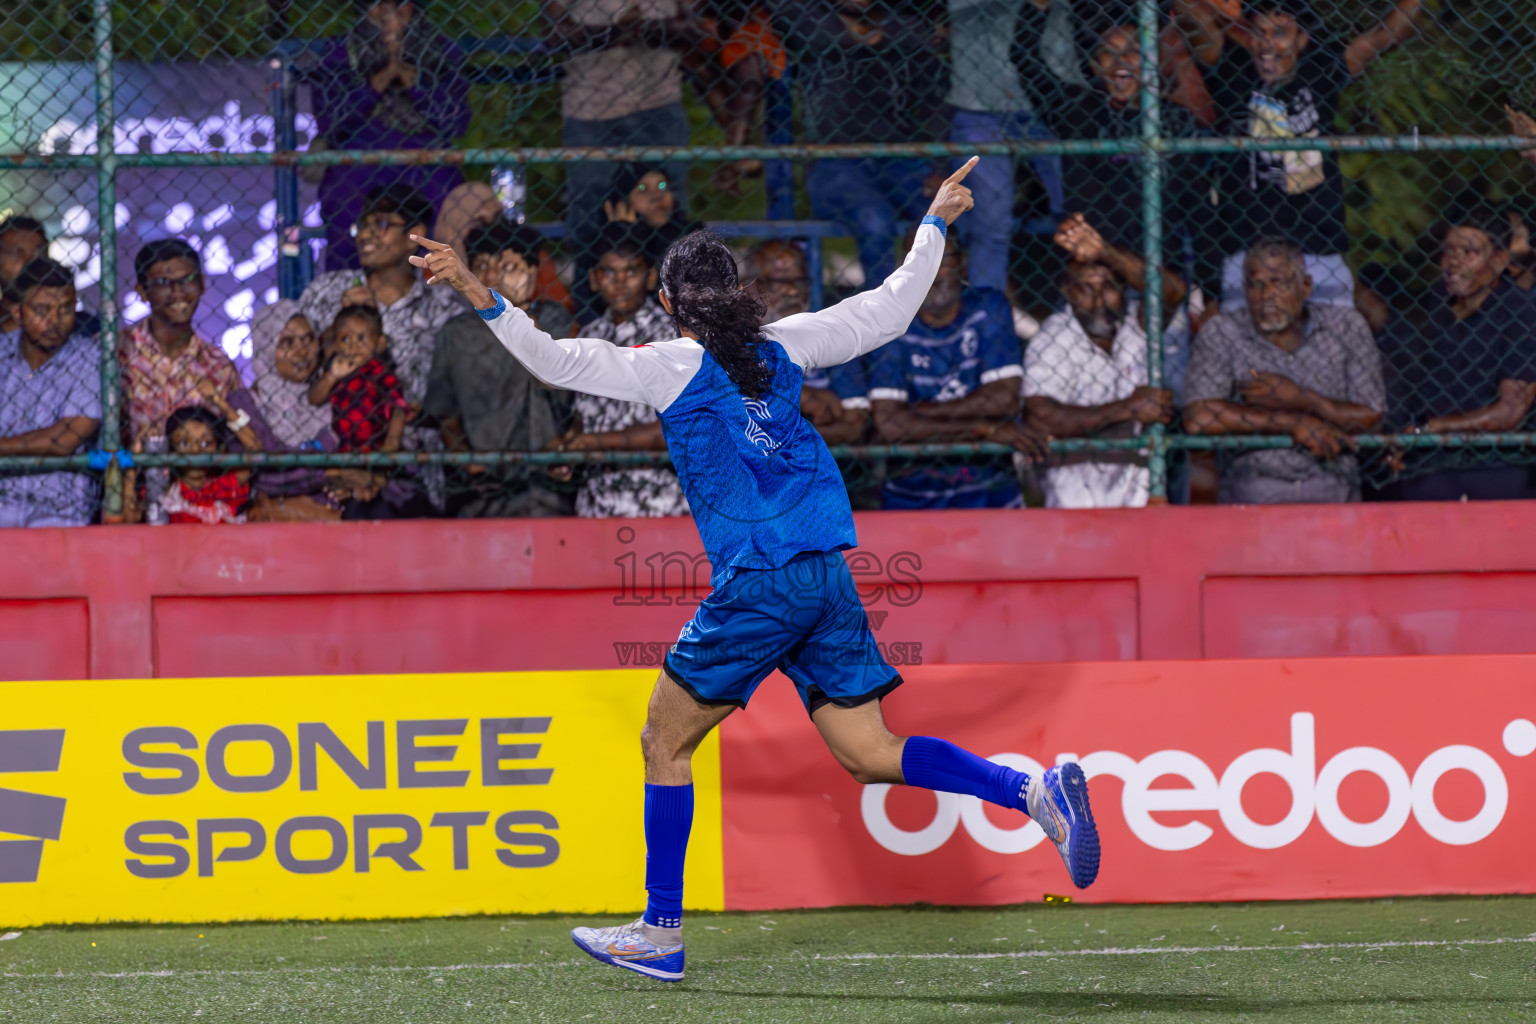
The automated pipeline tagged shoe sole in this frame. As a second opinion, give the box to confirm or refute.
[571,933,684,982]
[1058,762,1101,889]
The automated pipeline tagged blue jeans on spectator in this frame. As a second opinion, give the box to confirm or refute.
[563,103,690,310]
[808,157,932,288]
[950,108,1065,295]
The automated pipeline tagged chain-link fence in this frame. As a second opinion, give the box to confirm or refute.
[1,0,1533,524]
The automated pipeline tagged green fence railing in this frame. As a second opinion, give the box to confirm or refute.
[4,0,1535,517]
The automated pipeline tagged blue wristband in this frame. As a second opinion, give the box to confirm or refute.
[921,214,948,238]
[88,449,133,471]
[475,291,507,321]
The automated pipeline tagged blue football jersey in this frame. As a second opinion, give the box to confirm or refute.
[802,357,870,408]
[866,287,1024,507]
[659,341,855,587]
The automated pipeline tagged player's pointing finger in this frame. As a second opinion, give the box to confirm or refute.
[409,234,452,251]
[944,156,980,186]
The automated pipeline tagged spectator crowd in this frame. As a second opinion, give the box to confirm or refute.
[5,0,1536,527]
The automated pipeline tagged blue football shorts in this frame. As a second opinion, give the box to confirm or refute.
[662,549,902,715]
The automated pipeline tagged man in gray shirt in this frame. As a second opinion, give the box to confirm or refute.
[424,220,576,517]
[948,0,1064,295]
[1184,237,1384,503]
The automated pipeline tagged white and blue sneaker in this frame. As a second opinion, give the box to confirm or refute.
[1026,763,1100,889]
[571,918,685,982]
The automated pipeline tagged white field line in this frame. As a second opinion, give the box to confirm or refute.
[812,935,1536,961]
[1,935,1532,981]
[0,961,571,980]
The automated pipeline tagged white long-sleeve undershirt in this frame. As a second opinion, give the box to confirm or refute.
[481,220,949,413]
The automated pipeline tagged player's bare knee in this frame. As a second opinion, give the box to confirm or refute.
[832,746,899,785]
[639,721,669,767]
[845,761,883,785]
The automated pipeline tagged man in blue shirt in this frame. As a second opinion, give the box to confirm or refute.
[0,258,102,527]
[868,232,1030,508]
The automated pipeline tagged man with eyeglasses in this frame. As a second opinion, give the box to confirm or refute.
[0,214,48,335]
[119,238,242,446]
[299,183,462,407]
[744,239,869,446]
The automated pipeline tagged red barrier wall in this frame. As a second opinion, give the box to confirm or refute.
[719,657,1536,907]
[8,502,1536,681]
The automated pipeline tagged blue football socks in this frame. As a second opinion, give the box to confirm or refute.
[901,736,1029,811]
[643,783,693,929]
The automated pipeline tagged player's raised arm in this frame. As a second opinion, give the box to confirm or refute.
[410,234,682,406]
[769,156,979,371]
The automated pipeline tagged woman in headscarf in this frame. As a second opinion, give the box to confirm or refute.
[250,300,332,448]
[243,301,344,521]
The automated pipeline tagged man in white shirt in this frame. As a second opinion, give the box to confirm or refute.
[1022,216,1185,508]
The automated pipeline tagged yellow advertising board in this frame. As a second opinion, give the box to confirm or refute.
[0,671,723,926]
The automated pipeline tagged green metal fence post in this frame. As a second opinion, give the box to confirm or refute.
[1137,0,1167,502]
[93,0,122,520]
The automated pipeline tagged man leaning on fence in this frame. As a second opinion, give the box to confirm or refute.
[1380,204,1536,501]
[0,258,101,528]
[425,220,578,518]
[1183,237,1384,504]
[868,230,1047,509]
[1022,216,1182,509]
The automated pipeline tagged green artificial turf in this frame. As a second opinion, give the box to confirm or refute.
[2,896,1533,1022]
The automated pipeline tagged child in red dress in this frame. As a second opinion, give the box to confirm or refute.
[309,303,428,518]
[309,303,408,453]
[155,400,264,524]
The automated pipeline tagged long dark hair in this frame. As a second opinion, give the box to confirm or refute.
[659,231,775,400]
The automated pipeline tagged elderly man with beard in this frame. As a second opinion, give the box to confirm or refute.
[868,231,1047,509]
[1381,207,1536,500]
[1184,237,1383,504]
[1021,216,1183,508]
[744,240,868,445]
